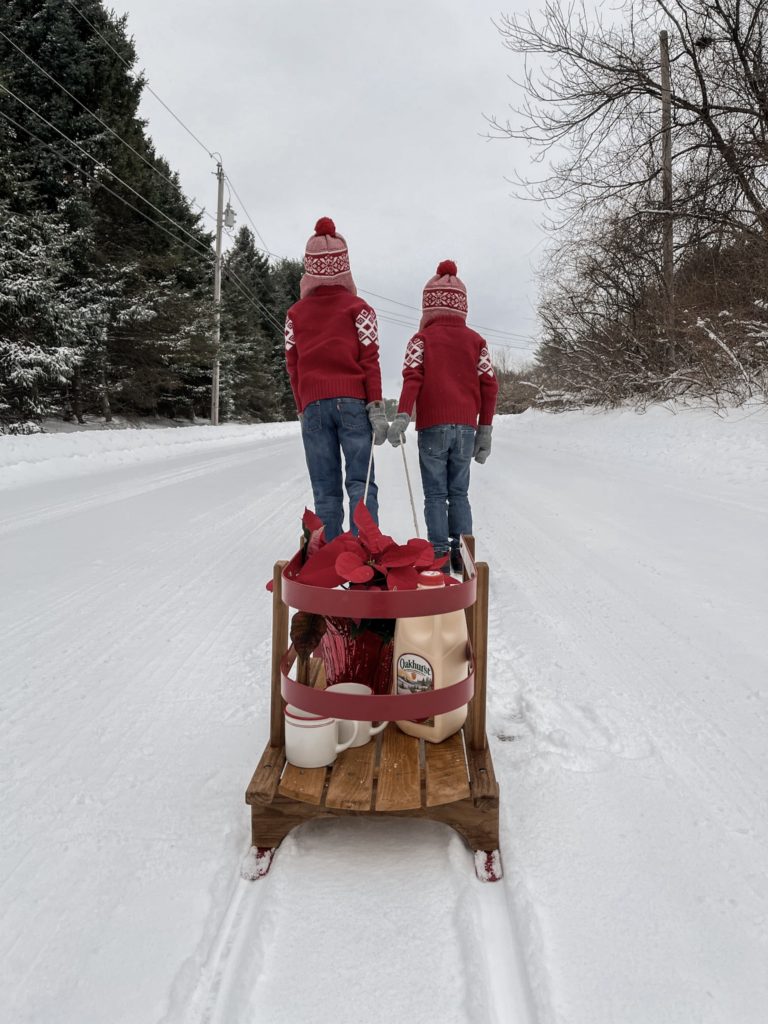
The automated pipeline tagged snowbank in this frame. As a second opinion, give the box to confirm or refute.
[0,421,298,490]
[499,402,768,487]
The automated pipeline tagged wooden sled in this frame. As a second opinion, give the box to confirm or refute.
[244,538,501,882]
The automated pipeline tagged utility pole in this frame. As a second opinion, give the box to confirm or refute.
[660,30,675,362]
[211,162,225,425]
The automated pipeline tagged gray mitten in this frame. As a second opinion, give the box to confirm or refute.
[387,412,410,447]
[474,425,492,464]
[366,401,388,446]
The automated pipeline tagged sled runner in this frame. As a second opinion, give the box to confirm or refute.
[243,537,501,882]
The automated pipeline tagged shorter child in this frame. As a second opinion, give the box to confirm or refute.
[388,260,497,571]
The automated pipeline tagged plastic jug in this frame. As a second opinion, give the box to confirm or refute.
[393,571,469,743]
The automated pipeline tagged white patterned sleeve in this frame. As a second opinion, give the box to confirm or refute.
[477,339,498,424]
[477,342,495,378]
[355,305,382,402]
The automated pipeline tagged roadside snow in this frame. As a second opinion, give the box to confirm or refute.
[0,421,298,490]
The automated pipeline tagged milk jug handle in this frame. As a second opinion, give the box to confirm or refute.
[368,721,388,738]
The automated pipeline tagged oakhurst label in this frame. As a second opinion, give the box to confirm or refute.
[396,653,434,695]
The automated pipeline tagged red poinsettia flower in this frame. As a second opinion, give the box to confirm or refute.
[294,532,361,588]
[274,501,450,592]
[352,500,396,556]
[335,550,375,584]
[301,507,326,561]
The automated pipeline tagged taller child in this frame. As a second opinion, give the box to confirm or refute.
[285,217,387,540]
[388,260,498,571]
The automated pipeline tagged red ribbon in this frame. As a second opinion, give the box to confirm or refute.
[281,649,474,722]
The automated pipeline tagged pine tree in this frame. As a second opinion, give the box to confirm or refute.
[268,258,303,419]
[0,0,214,425]
[220,227,278,421]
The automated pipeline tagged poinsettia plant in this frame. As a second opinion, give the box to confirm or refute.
[293,499,448,590]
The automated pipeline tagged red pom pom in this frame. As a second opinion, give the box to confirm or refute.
[314,217,336,236]
[436,259,457,277]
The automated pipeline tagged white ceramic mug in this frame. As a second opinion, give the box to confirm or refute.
[324,683,388,747]
[284,705,358,769]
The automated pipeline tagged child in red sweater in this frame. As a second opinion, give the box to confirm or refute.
[285,218,387,539]
[388,261,498,570]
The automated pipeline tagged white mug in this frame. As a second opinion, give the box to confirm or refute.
[284,705,358,769]
[324,683,388,747]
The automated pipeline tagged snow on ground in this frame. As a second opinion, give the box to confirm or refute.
[0,421,296,490]
[1,405,766,1023]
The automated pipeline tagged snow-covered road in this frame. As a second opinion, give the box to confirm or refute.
[1,407,766,1023]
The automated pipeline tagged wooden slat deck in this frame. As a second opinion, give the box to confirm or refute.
[325,739,378,810]
[252,728,482,814]
[424,732,470,807]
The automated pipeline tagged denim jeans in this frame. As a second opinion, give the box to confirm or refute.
[301,397,378,540]
[417,424,475,556]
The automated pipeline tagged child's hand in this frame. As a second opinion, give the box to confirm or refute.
[474,425,492,463]
[366,402,389,445]
[387,413,410,447]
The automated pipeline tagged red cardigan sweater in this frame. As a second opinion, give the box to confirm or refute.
[285,286,382,413]
[397,317,498,430]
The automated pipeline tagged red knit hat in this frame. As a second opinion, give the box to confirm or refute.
[419,260,468,330]
[300,217,357,299]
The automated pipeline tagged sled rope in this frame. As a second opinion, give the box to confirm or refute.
[400,443,421,538]
[363,439,375,508]
[362,435,421,538]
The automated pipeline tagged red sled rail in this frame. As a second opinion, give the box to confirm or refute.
[280,539,478,721]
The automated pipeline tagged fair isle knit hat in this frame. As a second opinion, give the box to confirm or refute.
[419,259,468,330]
[300,217,357,299]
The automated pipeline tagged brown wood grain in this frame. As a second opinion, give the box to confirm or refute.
[464,734,500,804]
[324,740,377,811]
[469,561,489,750]
[375,727,421,811]
[245,744,286,806]
[309,657,326,689]
[462,536,477,745]
[270,561,289,748]
[279,763,327,804]
[424,733,470,807]
[250,790,500,852]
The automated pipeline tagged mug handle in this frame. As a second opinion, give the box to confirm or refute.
[335,720,359,754]
[369,721,388,737]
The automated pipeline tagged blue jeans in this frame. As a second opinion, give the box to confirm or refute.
[418,424,475,555]
[301,398,378,540]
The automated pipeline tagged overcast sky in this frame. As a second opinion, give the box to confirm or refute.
[111,0,546,394]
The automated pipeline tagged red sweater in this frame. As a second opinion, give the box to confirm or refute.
[397,317,498,430]
[285,286,383,413]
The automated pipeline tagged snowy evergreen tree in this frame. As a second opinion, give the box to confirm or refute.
[0,0,214,425]
[267,258,303,420]
[220,227,278,421]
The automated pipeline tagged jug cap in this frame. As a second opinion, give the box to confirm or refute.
[417,570,446,589]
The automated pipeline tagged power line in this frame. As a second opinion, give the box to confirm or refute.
[0,80,215,256]
[25,9,532,342]
[224,173,275,257]
[4,27,533,348]
[358,288,421,312]
[224,267,287,335]
[65,0,217,162]
[359,286,533,340]
[1,108,218,263]
[0,28,215,224]
[2,106,288,348]
[4,101,536,361]
[373,306,534,346]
